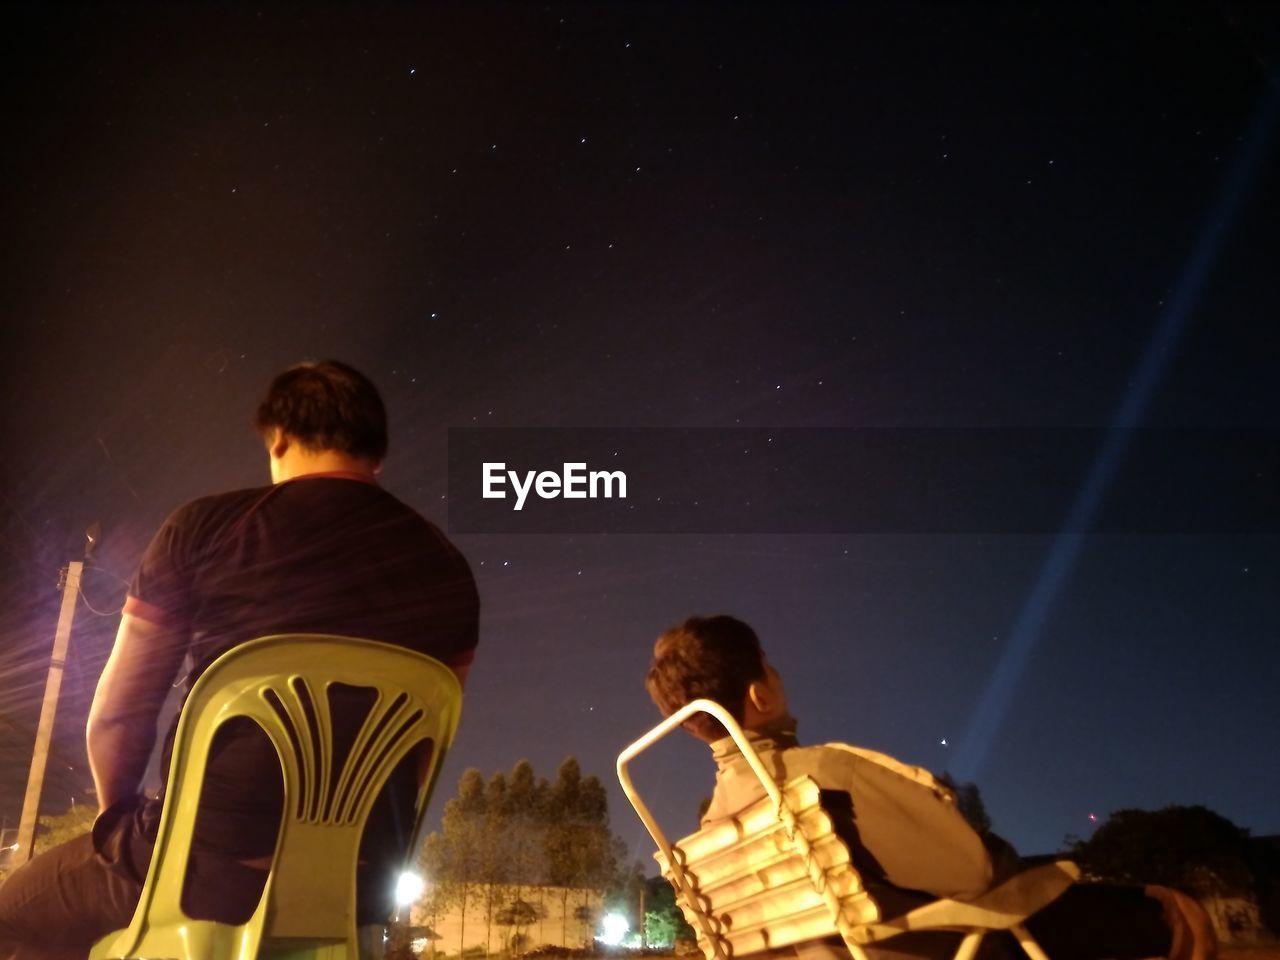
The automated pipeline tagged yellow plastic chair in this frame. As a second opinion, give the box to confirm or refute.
[618,699,1078,960]
[91,634,464,960]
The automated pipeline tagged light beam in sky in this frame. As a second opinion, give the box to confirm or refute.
[951,80,1280,784]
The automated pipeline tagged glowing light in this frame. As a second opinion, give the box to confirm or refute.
[1087,813,1098,823]
[598,913,629,946]
[396,871,425,906]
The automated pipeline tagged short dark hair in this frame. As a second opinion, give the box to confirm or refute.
[254,360,388,463]
[645,615,766,741]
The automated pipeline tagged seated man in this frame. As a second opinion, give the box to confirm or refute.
[644,614,1214,960]
[0,360,479,960]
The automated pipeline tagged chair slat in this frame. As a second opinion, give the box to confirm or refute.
[714,902,836,955]
[617,699,1078,960]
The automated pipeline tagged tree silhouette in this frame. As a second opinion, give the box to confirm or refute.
[422,757,626,952]
[503,759,550,942]
[572,903,599,944]
[424,767,487,955]
[544,757,583,944]
[495,898,540,953]
[642,873,695,948]
[1073,805,1254,898]
[937,771,993,836]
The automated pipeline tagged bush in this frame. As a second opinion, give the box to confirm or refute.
[1074,805,1253,898]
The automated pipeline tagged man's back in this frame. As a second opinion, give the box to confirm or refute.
[130,473,477,681]
[128,473,478,869]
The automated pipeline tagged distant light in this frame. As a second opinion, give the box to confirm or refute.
[1087,812,1098,823]
[598,913,629,946]
[396,871,425,906]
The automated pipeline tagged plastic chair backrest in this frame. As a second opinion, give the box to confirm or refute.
[92,634,463,960]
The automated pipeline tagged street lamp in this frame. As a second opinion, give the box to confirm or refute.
[396,871,425,907]
[598,913,629,947]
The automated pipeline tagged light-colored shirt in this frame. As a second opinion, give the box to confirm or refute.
[703,717,995,904]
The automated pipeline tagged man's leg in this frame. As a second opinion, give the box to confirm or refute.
[1025,883,1216,960]
[0,833,143,960]
[1143,886,1217,960]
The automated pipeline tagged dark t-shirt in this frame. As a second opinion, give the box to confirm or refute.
[123,472,478,876]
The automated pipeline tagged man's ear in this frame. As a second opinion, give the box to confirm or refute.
[268,428,289,460]
[746,679,775,717]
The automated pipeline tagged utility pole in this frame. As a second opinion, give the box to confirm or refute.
[638,882,647,950]
[0,816,13,873]
[14,523,97,866]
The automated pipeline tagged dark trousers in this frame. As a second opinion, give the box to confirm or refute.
[0,804,268,960]
[0,792,398,960]
[1024,883,1172,959]
[787,883,1172,960]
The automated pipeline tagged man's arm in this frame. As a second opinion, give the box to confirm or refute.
[414,660,471,787]
[414,543,479,785]
[451,661,471,689]
[87,613,188,812]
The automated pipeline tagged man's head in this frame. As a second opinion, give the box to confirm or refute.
[645,614,788,742]
[254,360,388,481]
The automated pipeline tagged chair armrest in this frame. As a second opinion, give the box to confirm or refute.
[857,861,1080,942]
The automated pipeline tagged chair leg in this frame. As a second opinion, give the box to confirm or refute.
[1011,924,1051,960]
[952,932,984,960]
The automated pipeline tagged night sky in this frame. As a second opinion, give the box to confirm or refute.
[1,2,1277,863]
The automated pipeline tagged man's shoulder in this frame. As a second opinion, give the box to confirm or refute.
[164,485,275,528]
[295,481,475,580]
[353,487,470,564]
[189,485,274,508]
[363,485,445,532]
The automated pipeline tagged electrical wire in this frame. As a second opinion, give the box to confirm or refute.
[81,566,131,589]
[76,586,123,618]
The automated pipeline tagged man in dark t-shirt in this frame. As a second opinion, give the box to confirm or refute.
[128,470,477,869]
[0,361,478,960]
